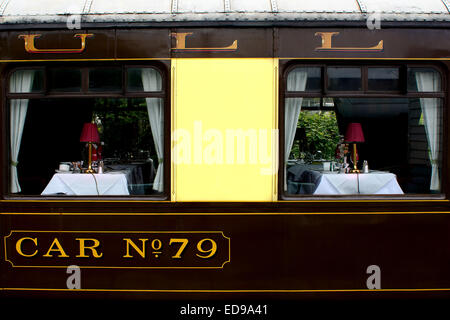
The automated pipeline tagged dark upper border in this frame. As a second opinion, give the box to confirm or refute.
[0,20,449,31]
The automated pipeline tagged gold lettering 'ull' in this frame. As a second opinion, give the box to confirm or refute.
[314,32,383,52]
[171,32,238,51]
[15,237,103,258]
[18,34,94,54]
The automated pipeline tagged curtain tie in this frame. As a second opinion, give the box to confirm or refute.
[158,158,164,163]
[431,160,439,165]
[11,160,18,167]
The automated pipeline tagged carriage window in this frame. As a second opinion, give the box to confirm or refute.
[89,67,122,92]
[284,65,443,197]
[287,67,321,92]
[49,68,82,92]
[407,67,442,92]
[8,67,166,197]
[9,69,44,93]
[327,67,362,91]
[368,67,400,91]
[127,68,163,92]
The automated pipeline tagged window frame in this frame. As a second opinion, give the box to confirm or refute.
[3,62,171,201]
[366,65,403,93]
[280,61,447,200]
[326,66,363,93]
[47,66,83,94]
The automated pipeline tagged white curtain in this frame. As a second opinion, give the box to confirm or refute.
[416,72,440,191]
[142,68,164,192]
[10,70,34,193]
[284,69,307,190]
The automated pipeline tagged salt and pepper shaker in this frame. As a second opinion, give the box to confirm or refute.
[363,160,369,173]
[98,160,104,174]
[72,162,81,173]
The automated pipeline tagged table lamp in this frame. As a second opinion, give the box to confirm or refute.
[344,122,364,173]
[80,122,100,173]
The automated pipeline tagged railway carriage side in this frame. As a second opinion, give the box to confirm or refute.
[0,0,450,302]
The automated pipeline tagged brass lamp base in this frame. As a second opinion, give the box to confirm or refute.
[84,142,95,174]
[350,143,359,173]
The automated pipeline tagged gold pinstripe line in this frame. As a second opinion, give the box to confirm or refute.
[3,288,450,293]
[0,57,449,63]
[1,211,450,215]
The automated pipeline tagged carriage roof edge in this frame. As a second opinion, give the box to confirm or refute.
[0,0,447,27]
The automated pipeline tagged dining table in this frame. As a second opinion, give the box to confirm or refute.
[313,170,404,195]
[41,172,130,196]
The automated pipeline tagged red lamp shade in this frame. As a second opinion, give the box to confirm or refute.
[80,123,100,143]
[344,123,365,143]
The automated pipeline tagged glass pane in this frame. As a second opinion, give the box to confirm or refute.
[286,97,320,109]
[368,67,400,91]
[408,67,441,92]
[322,97,335,108]
[327,67,362,91]
[13,97,164,196]
[49,68,81,92]
[297,110,339,161]
[285,98,340,162]
[89,67,122,92]
[285,108,340,194]
[287,67,321,91]
[9,69,44,93]
[285,97,443,195]
[127,68,162,92]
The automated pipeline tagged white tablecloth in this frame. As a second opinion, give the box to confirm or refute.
[107,164,145,195]
[41,173,130,195]
[313,171,404,195]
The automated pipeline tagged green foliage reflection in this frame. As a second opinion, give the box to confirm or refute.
[291,111,340,161]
